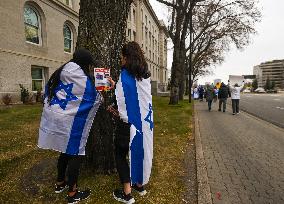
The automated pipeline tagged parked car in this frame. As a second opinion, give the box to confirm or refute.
[266,89,278,93]
[255,87,266,93]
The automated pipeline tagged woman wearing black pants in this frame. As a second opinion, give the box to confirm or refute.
[38,49,104,204]
[108,42,152,204]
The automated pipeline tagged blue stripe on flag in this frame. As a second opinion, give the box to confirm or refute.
[66,78,97,155]
[121,69,144,184]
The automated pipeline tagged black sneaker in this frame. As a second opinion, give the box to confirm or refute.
[113,189,135,204]
[132,184,147,196]
[67,190,91,204]
[218,109,221,112]
[55,182,68,193]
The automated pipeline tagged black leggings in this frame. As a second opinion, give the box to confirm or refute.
[57,153,83,191]
[115,120,131,184]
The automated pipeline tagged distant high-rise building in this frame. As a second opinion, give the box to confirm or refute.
[253,60,284,89]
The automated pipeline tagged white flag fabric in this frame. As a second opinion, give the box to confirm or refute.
[38,62,101,155]
[115,69,153,185]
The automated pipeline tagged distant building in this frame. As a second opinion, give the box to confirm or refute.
[0,0,168,104]
[253,60,284,89]
[126,0,169,92]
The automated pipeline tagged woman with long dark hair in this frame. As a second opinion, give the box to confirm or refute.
[108,42,153,204]
[38,48,103,204]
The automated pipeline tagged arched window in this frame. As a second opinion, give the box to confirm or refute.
[24,5,41,44]
[63,0,73,8]
[63,23,73,53]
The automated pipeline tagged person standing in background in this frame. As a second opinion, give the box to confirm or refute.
[205,85,215,111]
[229,81,245,115]
[193,86,199,100]
[198,85,204,101]
[218,82,230,112]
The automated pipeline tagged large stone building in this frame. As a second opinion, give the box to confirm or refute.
[253,60,284,89]
[126,1,169,91]
[0,0,168,104]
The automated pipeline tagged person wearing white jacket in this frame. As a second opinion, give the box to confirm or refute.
[228,81,245,115]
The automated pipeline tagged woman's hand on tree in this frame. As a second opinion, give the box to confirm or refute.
[107,105,119,117]
[107,77,115,90]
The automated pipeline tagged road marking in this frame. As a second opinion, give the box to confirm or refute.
[273,98,280,101]
[276,107,284,110]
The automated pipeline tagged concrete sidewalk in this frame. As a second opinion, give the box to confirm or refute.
[195,101,284,204]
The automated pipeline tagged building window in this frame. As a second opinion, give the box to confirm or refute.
[128,10,131,21]
[31,67,45,91]
[142,26,144,40]
[128,29,131,40]
[63,23,72,53]
[63,0,72,7]
[145,15,147,26]
[24,5,41,44]
[133,9,136,22]
[133,31,136,41]
[145,30,148,44]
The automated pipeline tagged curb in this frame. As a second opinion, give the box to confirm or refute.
[194,104,212,204]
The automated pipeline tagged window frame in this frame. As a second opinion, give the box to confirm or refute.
[63,23,73,53]
[24,5,42,46]
[31,66,45,92]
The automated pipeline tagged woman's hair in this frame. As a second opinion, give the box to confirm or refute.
[46,48,95,103]
[121,41,150,80]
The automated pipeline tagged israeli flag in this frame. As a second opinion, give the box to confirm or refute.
[38,62,101,155]
[115,69,153,185]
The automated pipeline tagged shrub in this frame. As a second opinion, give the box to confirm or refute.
[36,90,44,102]
[19,84,30,104]
[2,94,12,105]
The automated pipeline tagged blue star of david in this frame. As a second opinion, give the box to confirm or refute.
[50,81,78,110]
[144,103,154,131]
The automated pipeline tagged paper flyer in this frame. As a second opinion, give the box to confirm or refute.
[94,68,110,91]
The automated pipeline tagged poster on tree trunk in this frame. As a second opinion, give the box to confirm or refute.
[94,68,111,91]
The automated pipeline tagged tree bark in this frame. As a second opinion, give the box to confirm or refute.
[76,0,132,172]
[169,41,186,104]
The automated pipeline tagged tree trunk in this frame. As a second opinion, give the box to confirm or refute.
[76,0,132,172]
[185,76,189,95]
[169,43,186,104]
[178,79,185,100]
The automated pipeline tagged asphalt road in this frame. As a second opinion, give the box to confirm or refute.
[238,93,284,128]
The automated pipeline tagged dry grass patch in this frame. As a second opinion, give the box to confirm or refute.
[0,97,193,203]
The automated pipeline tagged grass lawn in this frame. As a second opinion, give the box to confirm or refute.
[0,97,194,203]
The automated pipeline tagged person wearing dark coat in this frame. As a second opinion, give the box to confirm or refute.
[198,85,204,101]
[218,82,230,112]
[204,85,215,111]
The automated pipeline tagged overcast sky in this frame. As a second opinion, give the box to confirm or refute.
[149,0,284,84]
